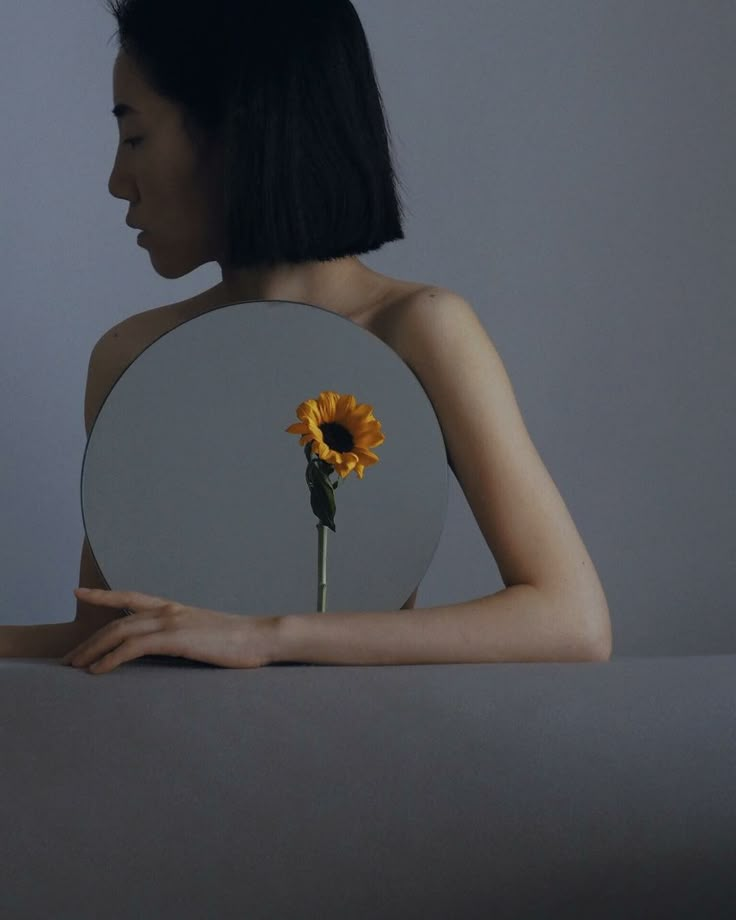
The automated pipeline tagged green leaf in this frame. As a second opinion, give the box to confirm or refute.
[309,471,337,531]
[302,454,337,530]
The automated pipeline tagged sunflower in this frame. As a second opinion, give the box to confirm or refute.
[285,390,385,479]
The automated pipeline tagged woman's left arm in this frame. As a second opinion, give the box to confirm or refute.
[269,288,612,666]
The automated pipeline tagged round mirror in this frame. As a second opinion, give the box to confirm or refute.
[80,300,448,617]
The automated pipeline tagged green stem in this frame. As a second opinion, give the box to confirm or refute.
[317,522,328,612]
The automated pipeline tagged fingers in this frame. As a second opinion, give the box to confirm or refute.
[63,618,161,672]
[62,616,124,664]
[75,587,121,604]
[74,588,159,607]
[75,587,127,602]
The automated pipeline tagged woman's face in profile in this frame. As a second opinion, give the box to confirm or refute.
[108,50,226,280]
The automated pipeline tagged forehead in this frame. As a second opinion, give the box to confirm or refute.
[112,51,163,118]
[113,51,146,96]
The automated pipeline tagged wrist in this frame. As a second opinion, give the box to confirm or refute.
[265,614,289,664]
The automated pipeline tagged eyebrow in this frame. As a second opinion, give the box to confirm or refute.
[112,103,140,121]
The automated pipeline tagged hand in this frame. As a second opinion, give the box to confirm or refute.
[62,588,279,674]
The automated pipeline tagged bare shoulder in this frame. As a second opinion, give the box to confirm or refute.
[380,284,487,372]
[92,293,197,355]
[380,283,514,476]
[84,291,209,437]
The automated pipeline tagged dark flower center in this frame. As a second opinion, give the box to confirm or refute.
[320,422,354,453]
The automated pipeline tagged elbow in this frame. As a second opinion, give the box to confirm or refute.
[565,632,611,664]
[552,588,613,663]
[580,602,613,662]
[596,628,614,661]
[587,635,613,662]
[560,574,613,663]
[567,626,612,663]
[532,569,613,663]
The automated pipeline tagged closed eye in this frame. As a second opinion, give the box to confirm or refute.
[123,137,143,149]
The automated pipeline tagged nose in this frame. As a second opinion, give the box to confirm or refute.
[107,153,132,204]
[108,174,127,203]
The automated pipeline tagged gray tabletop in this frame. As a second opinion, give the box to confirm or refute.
[1,654,734,919]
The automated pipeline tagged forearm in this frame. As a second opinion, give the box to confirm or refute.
[271,584,610,666]
[0,621,85,659]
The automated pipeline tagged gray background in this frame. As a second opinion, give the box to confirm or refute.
[1,1,733,657]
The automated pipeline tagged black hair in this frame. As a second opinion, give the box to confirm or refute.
[102,0,408,269]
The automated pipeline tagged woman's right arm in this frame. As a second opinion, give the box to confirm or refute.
[0,620,85,659]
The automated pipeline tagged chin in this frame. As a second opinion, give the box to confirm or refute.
[150,253,213,281]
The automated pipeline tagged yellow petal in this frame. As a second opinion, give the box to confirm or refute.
[298,406,321,423]
[316,440,332,461]
[296,399,322,418]
[335,394,356,418]
[318,392,339,420]
[353,424,383,443]
[349,406,374,424]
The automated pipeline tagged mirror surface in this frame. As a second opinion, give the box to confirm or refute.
[80,300,448,616]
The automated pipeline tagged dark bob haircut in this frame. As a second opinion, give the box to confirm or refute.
[102,0,408,270]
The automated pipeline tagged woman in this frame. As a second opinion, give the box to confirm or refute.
[30,0,611,669]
